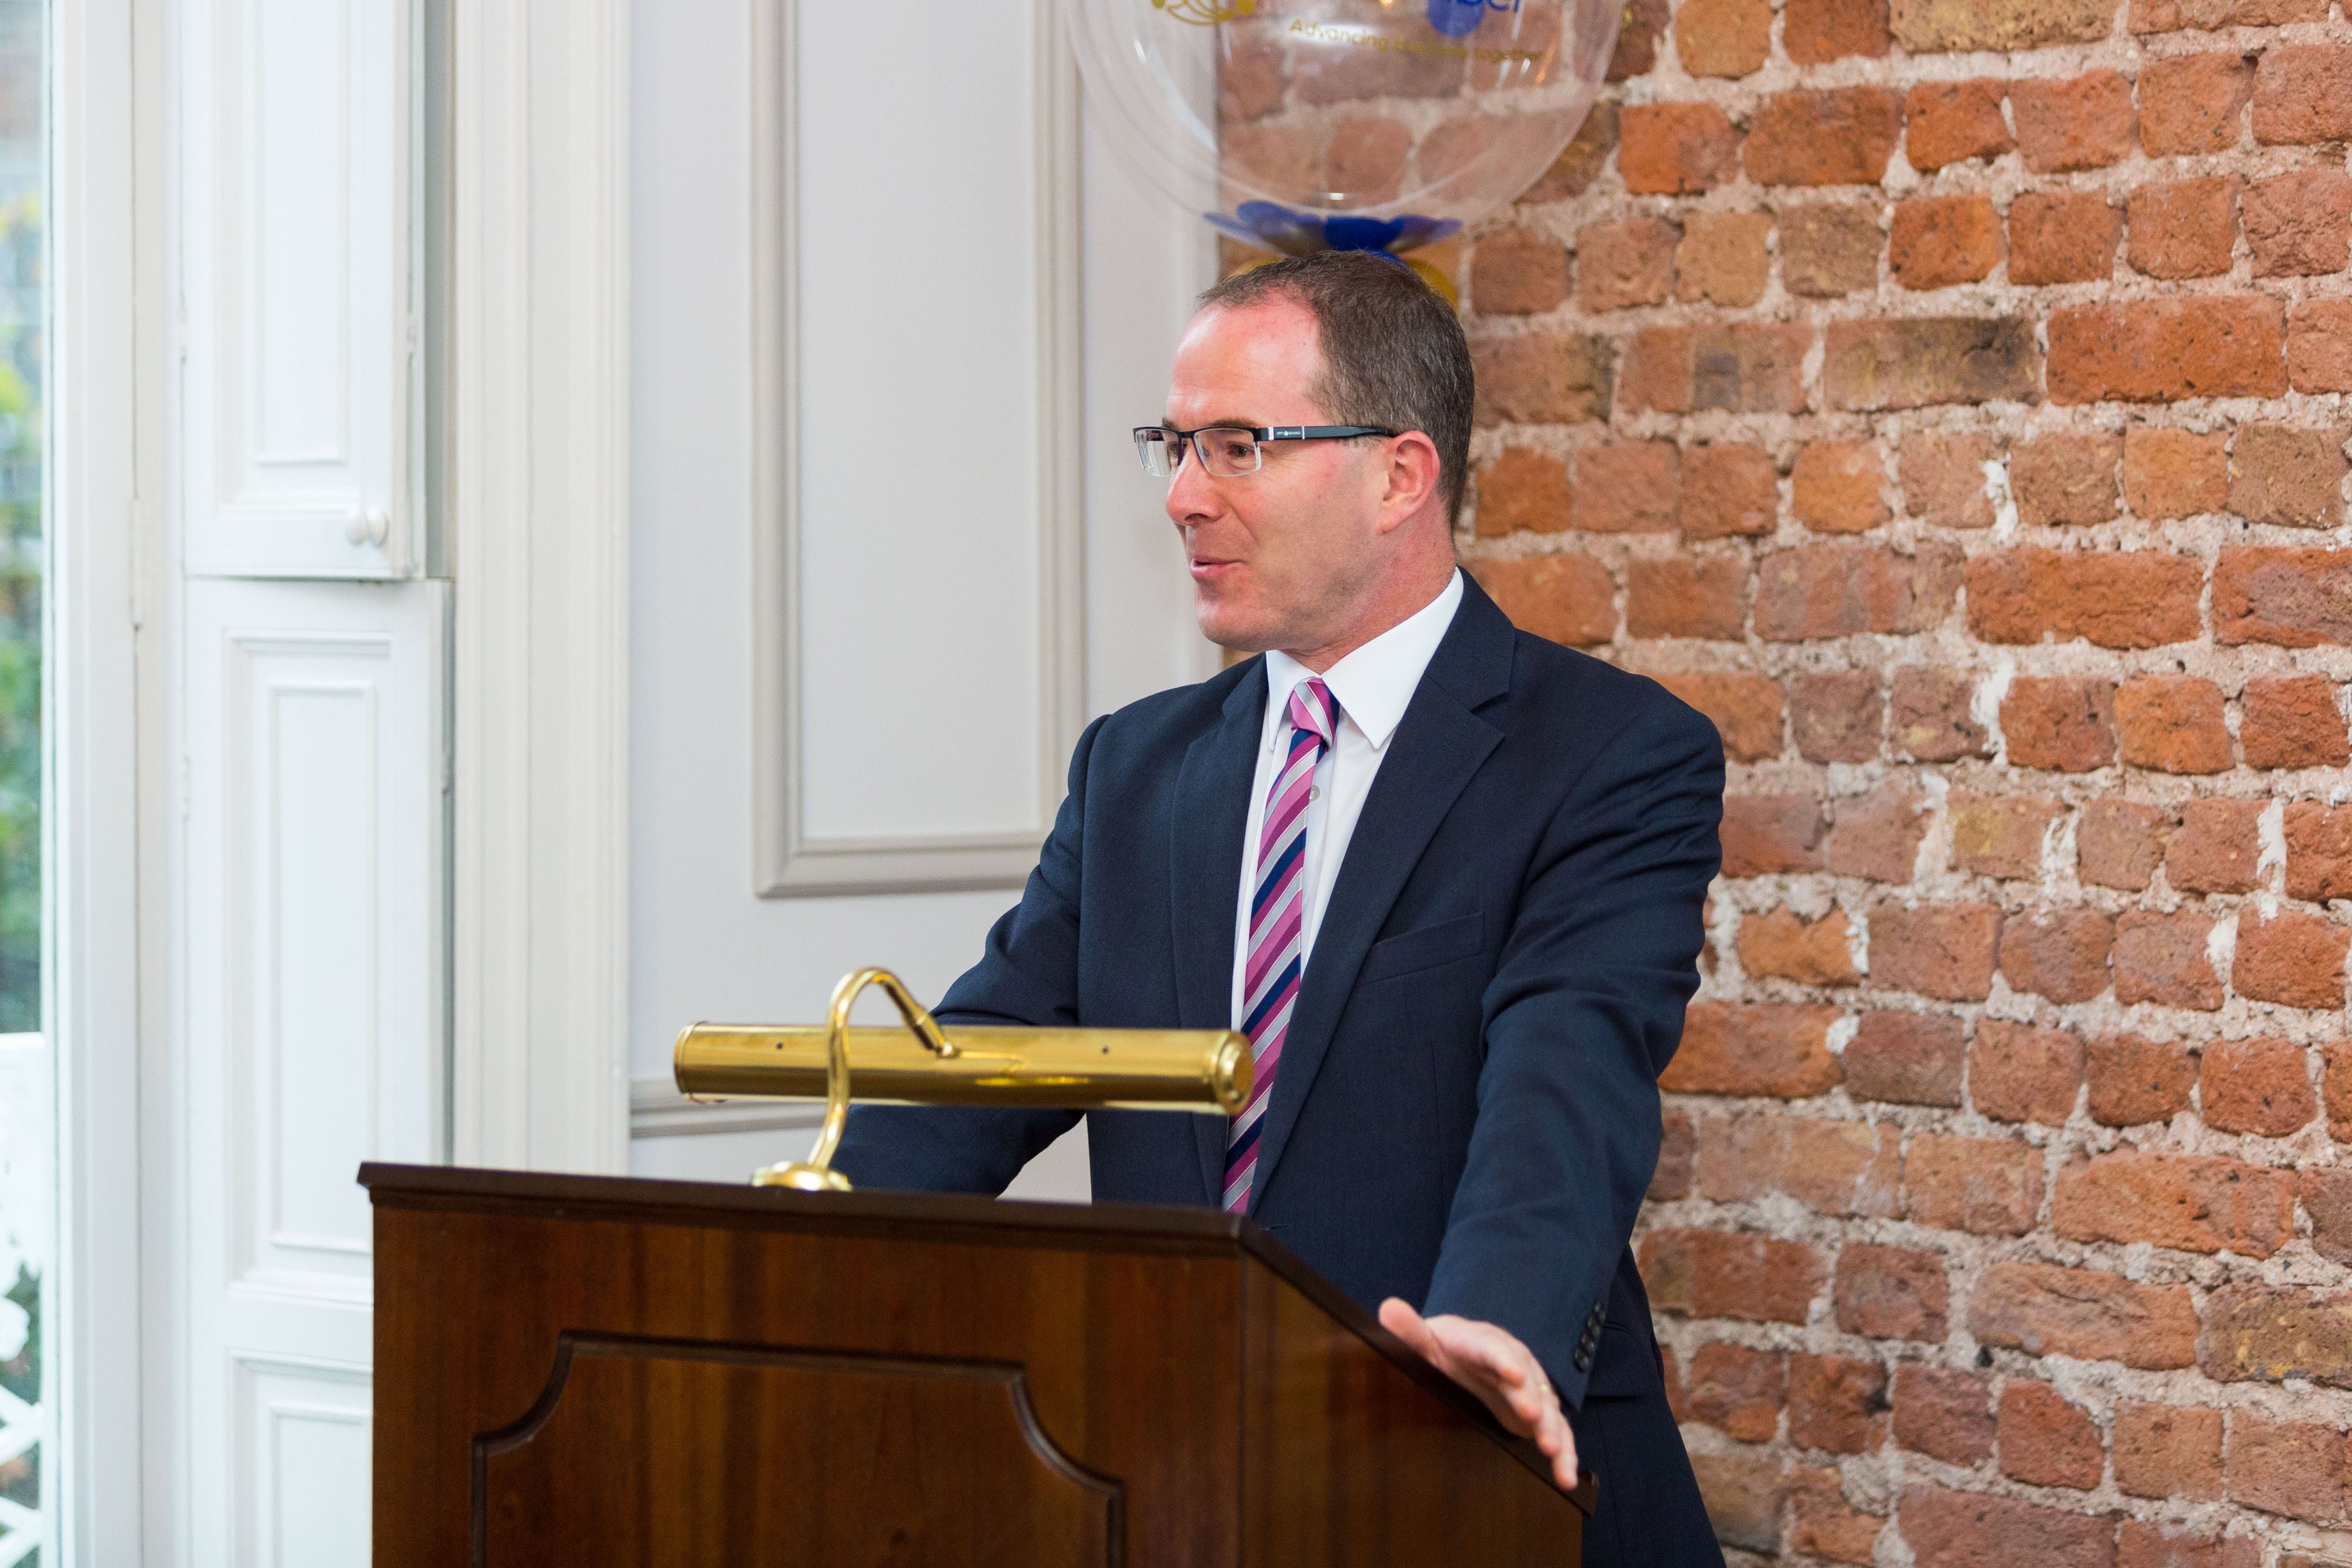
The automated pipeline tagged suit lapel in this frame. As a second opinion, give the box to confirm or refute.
[1245,579,1517,1214]
[1172,664,1267,1206]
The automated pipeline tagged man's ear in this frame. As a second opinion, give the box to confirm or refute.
[1374,430,1444,533]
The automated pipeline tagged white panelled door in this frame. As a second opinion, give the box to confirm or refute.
[178,580,447,1564]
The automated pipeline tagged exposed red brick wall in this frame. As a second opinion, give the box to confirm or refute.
[1451,1,2352,1560]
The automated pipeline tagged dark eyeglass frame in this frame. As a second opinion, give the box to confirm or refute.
[1133,423,1401,480]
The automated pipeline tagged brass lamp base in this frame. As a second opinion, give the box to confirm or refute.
[751,1161,853,1192]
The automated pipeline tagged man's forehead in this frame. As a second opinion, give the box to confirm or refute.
[1167,298,1326,415]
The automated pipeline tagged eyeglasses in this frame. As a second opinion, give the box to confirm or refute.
[1133,423,1399,480]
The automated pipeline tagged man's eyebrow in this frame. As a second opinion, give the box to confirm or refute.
[1162,416,1266,431]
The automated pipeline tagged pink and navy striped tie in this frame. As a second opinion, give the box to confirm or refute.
[1224,676,1337,1214]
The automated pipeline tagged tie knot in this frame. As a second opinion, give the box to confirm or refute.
[1286,677,1336,745]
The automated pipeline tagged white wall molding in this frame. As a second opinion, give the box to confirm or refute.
[447,0,632,1172]
[749,0,1085,898]
[629,1076,824,1141]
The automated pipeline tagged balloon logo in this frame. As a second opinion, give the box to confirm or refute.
[1068,0,1620,282]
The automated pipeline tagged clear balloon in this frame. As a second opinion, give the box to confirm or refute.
[1067,0,1621,253]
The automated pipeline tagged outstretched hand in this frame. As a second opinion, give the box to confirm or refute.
[1378,1296,1579,1493]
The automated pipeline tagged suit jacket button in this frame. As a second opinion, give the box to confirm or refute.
[1572,1349,1592,1371]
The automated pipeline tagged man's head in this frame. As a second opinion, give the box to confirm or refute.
[1160,252,1474,667]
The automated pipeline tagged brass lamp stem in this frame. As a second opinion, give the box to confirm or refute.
[753,967,952,1192]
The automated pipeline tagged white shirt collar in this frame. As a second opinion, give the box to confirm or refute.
[1262,569,1464,753]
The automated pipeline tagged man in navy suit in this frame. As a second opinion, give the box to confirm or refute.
[838,250,1725,1565]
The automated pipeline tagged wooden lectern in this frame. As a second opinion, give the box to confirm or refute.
[365,1162,1595,1566]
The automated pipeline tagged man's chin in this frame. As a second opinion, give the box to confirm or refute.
[1194,597,1278,656]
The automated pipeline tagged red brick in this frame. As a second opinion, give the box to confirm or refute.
[1789,1466,1885,1566]
[1740,905,1860,985]
[1627,555,1747,640]
[2053,1151,2296,1258]
[1998,1381,2103,1490]
[1970,1261,2199,1368]
[1998,911,2113,1004]
[1681,444,1776,539]
[1685,1341,1787,1441]
[1898,1484,2118,1568]
[1691,1450,1787,1554]
[1829,783,1927,883]
[2305,1168,2352,1267]
[1468,554,1615,647]
[1577,217,1677,312]
[2245,676,2350,769]
[2247,170,2352,279]
[1905,1133,2043,1235]
[2141,53,2254,156]
[2116,676,2230,774]
[2002,677,2116,772]
[2167,799,2262,894]
[1787,0,1890,61]
[1845,1011,1965,1107]
[1755,543,1961,641]
[1948,791,2060,881]
[2214,547,2352,647]
[1789,1353,1888,1455]
[2127,178,2238,280]
[1872,901,1995,999]
[1659,673,1785,763]
[2199,1282,2352,1388]
[1522,101,1617,203]
[2088,1033,2196,1126]
[1470,333,1612,425]
[2013,434,2121,528]
[2230,422,2348,529]
[1891,0,2109,49]
[2013,72,2136,173]
[1970,1020,2085,1125]
[2133,0,2324,28]
[2233,908,2348,1009]
[1792,670,1885,763]
[1825,317,2042,410]
[1640,1225,1827,1323]
[1469,230,1569,316]
[1472,447,1568,538]
[1891,195,2002,290]
[1965,550,2203,650]
[2116,1522,2254,1568]
[2200,1037,2316,1138]
[2226,1410,2345,1523]
[1901,432,1998,530]
[2289,300,2352,393]
[2010,190,2122,285]
[2114,908,2224,1011]
[1746,88,1902,188]
[1675,212,1770,307]
[1326,119,1412,204]
[2124,428,2230,520]
[1836,1244,1949,1341]
[2114,1403,2223,1502]
[1571,442,1679,533]
[1793,441,1890,533]
[2050,298,2287,405]
[1905,79,2012,172]
[1698,1113,1898,1216]
[2079,801,2171,891]
[2253,46,2352,146]
[1620,103,1741,195]
[1619,322,1811,415]
[2285,801,2352,900]
[1892,1365,1993,1465]
[1606,0,1669,79]
[1653,1109,1694,1200]
[1893,666,1988,761]
[2331,1042,2352,1141]
[1664,1001,1843,1096]
[1781,203,1883,297]
[1675,0,1771,76]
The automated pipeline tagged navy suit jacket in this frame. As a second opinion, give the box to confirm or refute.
[836,574,1723,1413]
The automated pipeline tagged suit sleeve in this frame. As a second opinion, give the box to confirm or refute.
[830,716,1107,1193]
[1419,691,1723,1410]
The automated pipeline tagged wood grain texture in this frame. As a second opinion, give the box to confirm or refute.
[366,1164,1587,1567]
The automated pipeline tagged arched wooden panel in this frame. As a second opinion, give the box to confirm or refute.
[472,1335,1121,1567]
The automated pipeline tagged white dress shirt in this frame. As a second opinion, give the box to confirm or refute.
[1230,569,1465,1031]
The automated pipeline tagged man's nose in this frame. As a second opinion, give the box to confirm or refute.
[1165,445,1220,527]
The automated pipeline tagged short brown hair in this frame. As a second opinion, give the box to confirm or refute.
[1198,251,1474,523]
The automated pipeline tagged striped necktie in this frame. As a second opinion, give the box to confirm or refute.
[1224,676,1337,1214]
